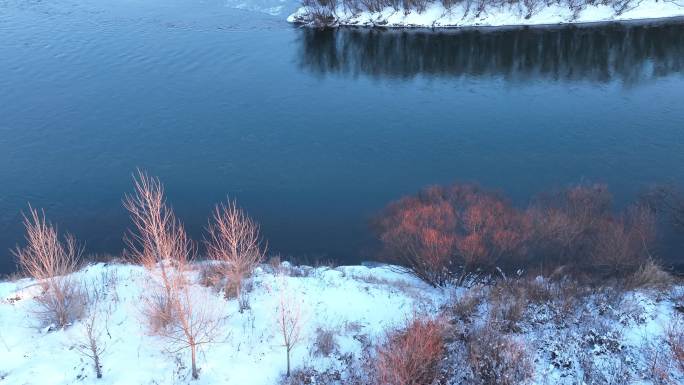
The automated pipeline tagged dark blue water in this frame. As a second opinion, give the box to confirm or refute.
[2,0,684,272]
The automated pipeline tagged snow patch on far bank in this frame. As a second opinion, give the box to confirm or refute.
[288,0,684,28]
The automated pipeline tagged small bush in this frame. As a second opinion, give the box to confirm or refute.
[451,287,484,322]
[623,260,673,290]
[312,327,339,357]
[465,322,534,385]
[34,277,87,328]
[488,283,527,333]
[141,287,175,333]
[374,316,446,385]
[667,316,684,373]
[198,263,223,292]
[13,207,85,328]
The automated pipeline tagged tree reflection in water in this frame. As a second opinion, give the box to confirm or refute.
[296,22,684,83]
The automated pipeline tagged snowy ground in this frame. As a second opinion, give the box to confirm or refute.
[1,262,682,384]
[0,262,443,385]
[288,0,684,28]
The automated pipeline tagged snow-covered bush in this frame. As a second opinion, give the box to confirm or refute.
[488,282,527,333]
[667,315,684,374]
[312,326,340,357]
[464,322,534,385]
[33,277,87,329]
[450,286,484,322]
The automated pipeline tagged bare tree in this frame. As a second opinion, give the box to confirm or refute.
[124,170,193,329]
[124,170,192,290]
[275,276,306,377]
[14,206,81,282]
[124,171,220,380]
[159,277,223,380]
[75,310,108,379]
[205,200,266,310]
[13,207,85,328]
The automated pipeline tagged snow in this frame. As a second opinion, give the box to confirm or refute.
[287,0,684,28]
[0,262,444,384]
[1,262,682,384]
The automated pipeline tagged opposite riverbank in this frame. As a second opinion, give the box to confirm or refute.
[288,0,684,28]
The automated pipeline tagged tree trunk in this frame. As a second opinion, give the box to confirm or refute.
[191,343,198,380]
[94,354,102,378]
[237,282,244,313]
[286,346,291,377]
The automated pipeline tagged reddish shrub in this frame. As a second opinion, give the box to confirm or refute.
[374,184,529,286]
[591,204,655,275]
[527,184,612,268]
[374,316,446,385]
[376,182,663,286]
[375,192,457,285]
[528,184,656,278]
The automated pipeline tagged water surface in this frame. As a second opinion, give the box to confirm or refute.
[1,0,684,272]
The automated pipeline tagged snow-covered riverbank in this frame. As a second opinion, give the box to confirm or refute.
[288,0,684,28]
[1,261,683,384]
[0,262,443,384]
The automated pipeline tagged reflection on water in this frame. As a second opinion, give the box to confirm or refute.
[297,22,684,83]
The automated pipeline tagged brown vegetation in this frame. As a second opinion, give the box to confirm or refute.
[312,327,339,357]
[465,322,534,385]
[374,184,528,286]
[375,183,663,286]
[374,316,446,385]
[14,207,81,281]
[13,207,86,328]
[75,310,107,379]
[667,316,684,374]
[205,200,266,310]
[124,171,220,380]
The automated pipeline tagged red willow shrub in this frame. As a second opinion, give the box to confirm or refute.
[374,316,446,385]
[374,184,530,286]
[528,184,656,277]
[375,183,658,286]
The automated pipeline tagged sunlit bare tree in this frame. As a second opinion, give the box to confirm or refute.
[14,207,81,282]
[206,200,266,309]
[124,170,220,380]
[13,207,85,328]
